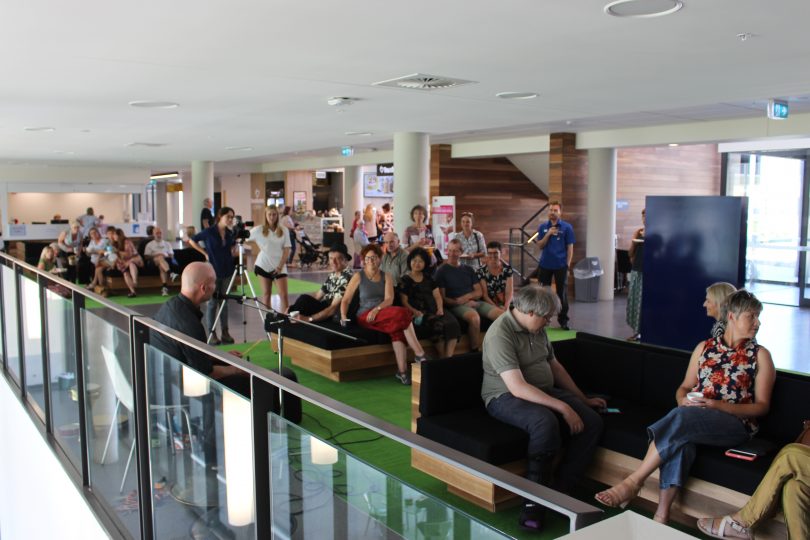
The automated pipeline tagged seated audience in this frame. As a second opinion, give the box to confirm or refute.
[482,285,605,531]
[697,441,809,540]
[340,244,430,385]
[399,248,461,358]
[144,226,179,296]
[112,228,144,298]
[704,281,737,339]
[596,290,776,524]
[380,232,409,287]
[37,245,61,274]
[53,221,83,280]
[84,227,109,290]
[453,211,486,267]
[477,241,514,310]
[435,238,503,352]
[289,243,353,322]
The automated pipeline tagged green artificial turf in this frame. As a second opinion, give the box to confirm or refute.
[220,330,587,539]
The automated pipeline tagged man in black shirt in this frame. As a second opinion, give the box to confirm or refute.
[200,197,214,230]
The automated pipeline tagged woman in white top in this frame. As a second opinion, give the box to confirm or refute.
[248,205,292,313]
[84,227,109,289]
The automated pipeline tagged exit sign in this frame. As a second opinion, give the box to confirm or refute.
[341,146,354,157]
[767,99,789,120]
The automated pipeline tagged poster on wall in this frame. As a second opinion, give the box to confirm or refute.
[431,196,456,259]
[293,191,307,213]
[364,163,394,197]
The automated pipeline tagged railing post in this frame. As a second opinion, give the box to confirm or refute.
[131,318,154,539]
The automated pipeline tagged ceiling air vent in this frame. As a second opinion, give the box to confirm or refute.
[372,73,476,91]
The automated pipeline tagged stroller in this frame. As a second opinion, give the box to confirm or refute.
[297,231,329,269]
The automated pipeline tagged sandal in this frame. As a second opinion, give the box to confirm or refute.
[697,516,752,539]
[594,478,641,509]
[518,502,545,532]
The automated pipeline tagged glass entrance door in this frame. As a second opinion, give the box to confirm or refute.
[726,152,809,306]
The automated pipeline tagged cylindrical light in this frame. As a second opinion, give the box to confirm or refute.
[182,366,210,397]
[310,436,338,465]
[223,390,255,527]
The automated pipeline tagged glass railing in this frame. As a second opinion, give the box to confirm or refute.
[0,250,603,539]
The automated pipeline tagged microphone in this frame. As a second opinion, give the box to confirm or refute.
[526,232,539,244]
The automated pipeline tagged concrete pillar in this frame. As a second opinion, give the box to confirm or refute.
[191,161,214,230]
[393,132,430,239]
[343,166,363,248]
[155,182,167,231]
[586,148,617,300]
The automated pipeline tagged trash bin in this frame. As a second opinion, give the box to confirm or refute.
[573,257,603,302]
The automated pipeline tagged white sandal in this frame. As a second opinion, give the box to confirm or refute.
[697,516,752,539]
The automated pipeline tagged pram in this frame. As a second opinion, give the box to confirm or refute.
[297,231,329,269]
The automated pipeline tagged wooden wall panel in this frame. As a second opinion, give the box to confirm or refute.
[615,144,721,249]
[432,144,547,247]
[550,133,589,266]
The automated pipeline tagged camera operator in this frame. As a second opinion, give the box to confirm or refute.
[189,206,237,344]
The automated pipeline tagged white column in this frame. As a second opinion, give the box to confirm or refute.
[343,166,363,248]
[191,161,214,230]
[393,132,430,239]
[586,148,617,300]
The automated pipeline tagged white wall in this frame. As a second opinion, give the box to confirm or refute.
[8,192,128,224]
[0,376,110,540]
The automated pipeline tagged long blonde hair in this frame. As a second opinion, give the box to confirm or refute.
[262,205,283,238]
[706,282,737,321]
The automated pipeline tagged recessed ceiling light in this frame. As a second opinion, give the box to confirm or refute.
[24,126,55,132]
[226,146,254,151]
[126,142,168,148]
[668,143,679,147]
[327,97,357,107]
[128,100,180,109]
[737,32,754,42]
[604,0,683,18]
[345,131,373,137]
[496,92,538,100]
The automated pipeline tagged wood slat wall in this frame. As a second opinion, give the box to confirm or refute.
[616,144,721,249]
[430,144,548,247]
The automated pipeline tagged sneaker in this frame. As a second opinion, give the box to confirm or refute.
[208,334,221,345]
[161,286,169,297]
[413,354,432,363]
[560,323,571,331]
[127,292,137,298]
[395,371,411,385]
[170,272,179,283]
[220,332,235,344]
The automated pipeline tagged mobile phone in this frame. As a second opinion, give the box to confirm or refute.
[725,449,757,461]
[600,407,621,414]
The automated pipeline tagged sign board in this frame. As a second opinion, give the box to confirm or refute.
[431,196,456,259]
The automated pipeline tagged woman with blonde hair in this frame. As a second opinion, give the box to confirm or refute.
[112,228,143,298]
[248,205,291,313]
[704,282,737,339]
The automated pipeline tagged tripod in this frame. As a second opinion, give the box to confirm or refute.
[207,242,264,344]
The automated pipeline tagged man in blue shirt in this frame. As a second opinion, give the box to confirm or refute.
[532,201,575,330]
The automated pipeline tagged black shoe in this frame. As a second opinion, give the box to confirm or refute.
[220,333,235,344]
[560,323,570,331]
[127,292,137,298]
[518,502,545,532]
[209,334,221,345]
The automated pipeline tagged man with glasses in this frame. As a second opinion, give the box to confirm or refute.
[481,285,605,532]
[531,200,575,330]
[380,232,409,286]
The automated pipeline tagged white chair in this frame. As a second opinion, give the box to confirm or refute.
[99,344,195,493]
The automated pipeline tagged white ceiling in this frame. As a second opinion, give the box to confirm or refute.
[2,0,810,172]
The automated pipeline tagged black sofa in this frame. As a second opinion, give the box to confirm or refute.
[416,332,810,498]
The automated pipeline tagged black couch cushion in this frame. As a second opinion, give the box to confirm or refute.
[419,353,484,416]
[758,372,810,444]
[271,318,392,349]
[554,338,646,403]
[417,410,528,465]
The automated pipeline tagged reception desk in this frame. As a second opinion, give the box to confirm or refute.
[4,221,152,241]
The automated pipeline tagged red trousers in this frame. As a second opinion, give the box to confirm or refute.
[358,306,413,343]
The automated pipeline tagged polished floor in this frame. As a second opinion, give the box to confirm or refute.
[138,266,810,375]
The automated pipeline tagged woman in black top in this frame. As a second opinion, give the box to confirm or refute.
[626,208,645,341]
[399,248,461,358]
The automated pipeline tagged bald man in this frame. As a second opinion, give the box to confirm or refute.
[151,262,247,389]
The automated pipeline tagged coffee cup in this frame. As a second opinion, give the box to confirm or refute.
[687,391,704,402]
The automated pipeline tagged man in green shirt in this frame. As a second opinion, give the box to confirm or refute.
[482,285,605,531]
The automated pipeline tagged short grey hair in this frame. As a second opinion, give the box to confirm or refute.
[723,289,763,321]
[512,285,559,318]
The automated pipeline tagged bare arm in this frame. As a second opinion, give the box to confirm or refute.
[469,282,483,301]
[534,227,554,249]
[339,273,361,321]
[549,358,604,408]
[188,239,209,260]
[433,287,444,316]
[310,295,341,322]
[399,291,422,317]
[279,247,290,272]
[628,227,643,264]
[500,369,585,434]
[566,243,574,268]
[480,279,495,305]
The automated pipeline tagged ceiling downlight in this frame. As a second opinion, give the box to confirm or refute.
[128,101,180,109]
[604,0,683,18]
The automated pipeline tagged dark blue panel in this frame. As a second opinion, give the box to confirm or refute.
[640,196,747,351]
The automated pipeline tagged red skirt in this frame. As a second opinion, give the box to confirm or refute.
[358,306,413,343]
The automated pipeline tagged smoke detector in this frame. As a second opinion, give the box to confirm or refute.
[373,73,476,91]
[327,97,357,107]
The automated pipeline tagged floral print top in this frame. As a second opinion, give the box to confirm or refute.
[476,263,514,299]
[693,337,760,433]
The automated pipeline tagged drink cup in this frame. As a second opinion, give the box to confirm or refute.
[687,391,704,402]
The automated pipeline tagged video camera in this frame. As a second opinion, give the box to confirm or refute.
[232,215,253,241]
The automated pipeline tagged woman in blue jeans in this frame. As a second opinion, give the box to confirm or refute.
[595,290,776,524]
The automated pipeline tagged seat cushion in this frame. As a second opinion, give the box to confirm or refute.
[417,409,528,465]
[269,318,391,349]
[419,353,483,416]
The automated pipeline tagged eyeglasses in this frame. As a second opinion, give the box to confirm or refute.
[364,256,380,262]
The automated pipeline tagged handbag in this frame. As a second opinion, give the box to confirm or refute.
[797,419,810,447]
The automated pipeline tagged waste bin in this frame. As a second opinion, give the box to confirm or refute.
[573,257,603,302]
